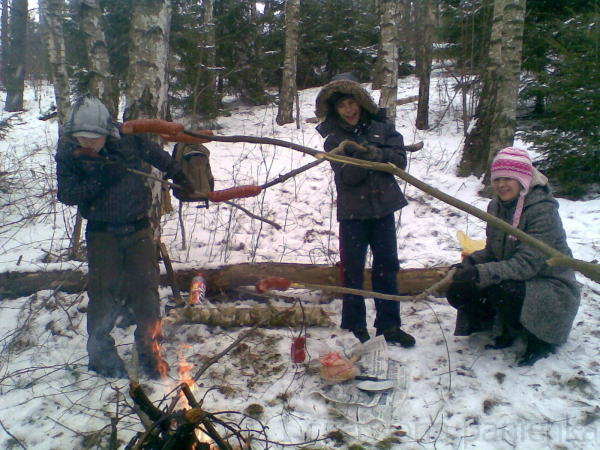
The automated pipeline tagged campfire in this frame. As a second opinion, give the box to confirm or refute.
[126,341,254,449]
[177,345,217,449]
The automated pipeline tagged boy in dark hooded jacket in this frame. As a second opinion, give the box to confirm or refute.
[56,95,194,379]
[315,74,415,347]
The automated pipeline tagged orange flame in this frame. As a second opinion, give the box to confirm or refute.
[177,345,218,449]
[178,344,194,408]
[149,319,170,379]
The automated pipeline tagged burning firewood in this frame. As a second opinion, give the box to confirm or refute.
[128,381,237,449]
[164,304,334,328]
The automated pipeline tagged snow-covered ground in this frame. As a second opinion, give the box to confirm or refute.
[1,73,599,449]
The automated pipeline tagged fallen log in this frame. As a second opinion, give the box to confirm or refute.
[0,263,448,299]
[164,304,334,328]
[397,95,419,106]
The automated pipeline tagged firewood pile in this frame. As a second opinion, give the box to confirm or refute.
[127,381,252,450]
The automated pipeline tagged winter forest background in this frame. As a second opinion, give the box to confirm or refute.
[1,0,599,449]
[2,0,597,197]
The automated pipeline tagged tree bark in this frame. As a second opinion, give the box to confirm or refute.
[1,0,9,87]
[378,0,400,122]
[459,0,526,181]
[484,0,526,183]
[165,304,335,328]
[39,0,71,128]
[276,0,300,126]
[415,0,435,130]
[77,0,118,116]
[0,263,448,299]
[123,0,171,236]
[4,0,27,112]
[193,0,219,121]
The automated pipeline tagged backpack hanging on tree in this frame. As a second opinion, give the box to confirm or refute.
[171,142,215,206]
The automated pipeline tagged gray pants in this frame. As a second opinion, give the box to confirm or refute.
[85,226,161,367]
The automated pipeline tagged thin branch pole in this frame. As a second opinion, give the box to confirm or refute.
[317,152,600,284]
[224,201,281,230]
[167,130,600,283]
[289,282,413,302]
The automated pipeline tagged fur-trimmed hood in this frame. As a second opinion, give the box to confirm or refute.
[315,79,379,121]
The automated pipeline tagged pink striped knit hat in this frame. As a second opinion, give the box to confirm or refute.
[491,147,534,230]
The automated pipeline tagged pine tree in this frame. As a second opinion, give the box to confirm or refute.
[521,11,599,197]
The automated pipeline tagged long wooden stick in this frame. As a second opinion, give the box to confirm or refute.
[129,125,600,284]
[318,152,600,283]
[282,268,455,303]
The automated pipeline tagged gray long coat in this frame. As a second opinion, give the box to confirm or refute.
[471,183,580,344]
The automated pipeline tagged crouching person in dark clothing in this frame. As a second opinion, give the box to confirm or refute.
[447,147,580,366]
[315,74,415,348]
[55,95,194,379]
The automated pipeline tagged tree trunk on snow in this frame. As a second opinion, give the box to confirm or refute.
[123,0,171,235]
[0,263,448,300]
[275,0,300,126]
[459,0,526,181]
[76,0,118,117]
[39,0,71,128]
[1,0,9,87]
[415,0,435,130]
[4,0,27,112]
[165,304,335,328]
[193,0,219,121]
[378,0,400,122]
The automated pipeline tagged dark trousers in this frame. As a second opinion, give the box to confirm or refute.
[339,214,401,331]
[446,279,526,332]
[86,226,161,363]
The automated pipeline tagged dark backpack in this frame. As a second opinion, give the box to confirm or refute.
[172,142,215,203]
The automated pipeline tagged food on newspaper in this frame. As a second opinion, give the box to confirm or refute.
[319,351,358,383]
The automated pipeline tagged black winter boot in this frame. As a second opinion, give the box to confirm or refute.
[351,328,371,344]
[485,333,517,350]
[376,327,416,348]
[517,333,556,367]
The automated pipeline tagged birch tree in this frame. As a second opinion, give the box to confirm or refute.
[378,0,401,122]
[39,0,70,127]
[459,0,526,180]
[276,0,300,126]
[415,0,435,130]
[4,0,27,111]
[76,0,118,116]
[123,0,172,230]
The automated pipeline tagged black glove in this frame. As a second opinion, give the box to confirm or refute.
[100,162,128,186]
[172,171,196,200]
[453,266,479,284]
[343,141,382,162]
[342,141,366,157]
[450,256,475,270]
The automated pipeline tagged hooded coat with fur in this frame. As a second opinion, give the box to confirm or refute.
[471,178,580,344]
[315,79,408,220]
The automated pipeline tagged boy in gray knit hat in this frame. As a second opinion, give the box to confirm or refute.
[56,94,194,379]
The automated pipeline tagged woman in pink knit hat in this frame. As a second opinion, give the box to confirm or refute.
[446,147,580,366]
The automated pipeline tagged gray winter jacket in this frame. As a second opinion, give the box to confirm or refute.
[315,79,408,220]
[471,183,580,344]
